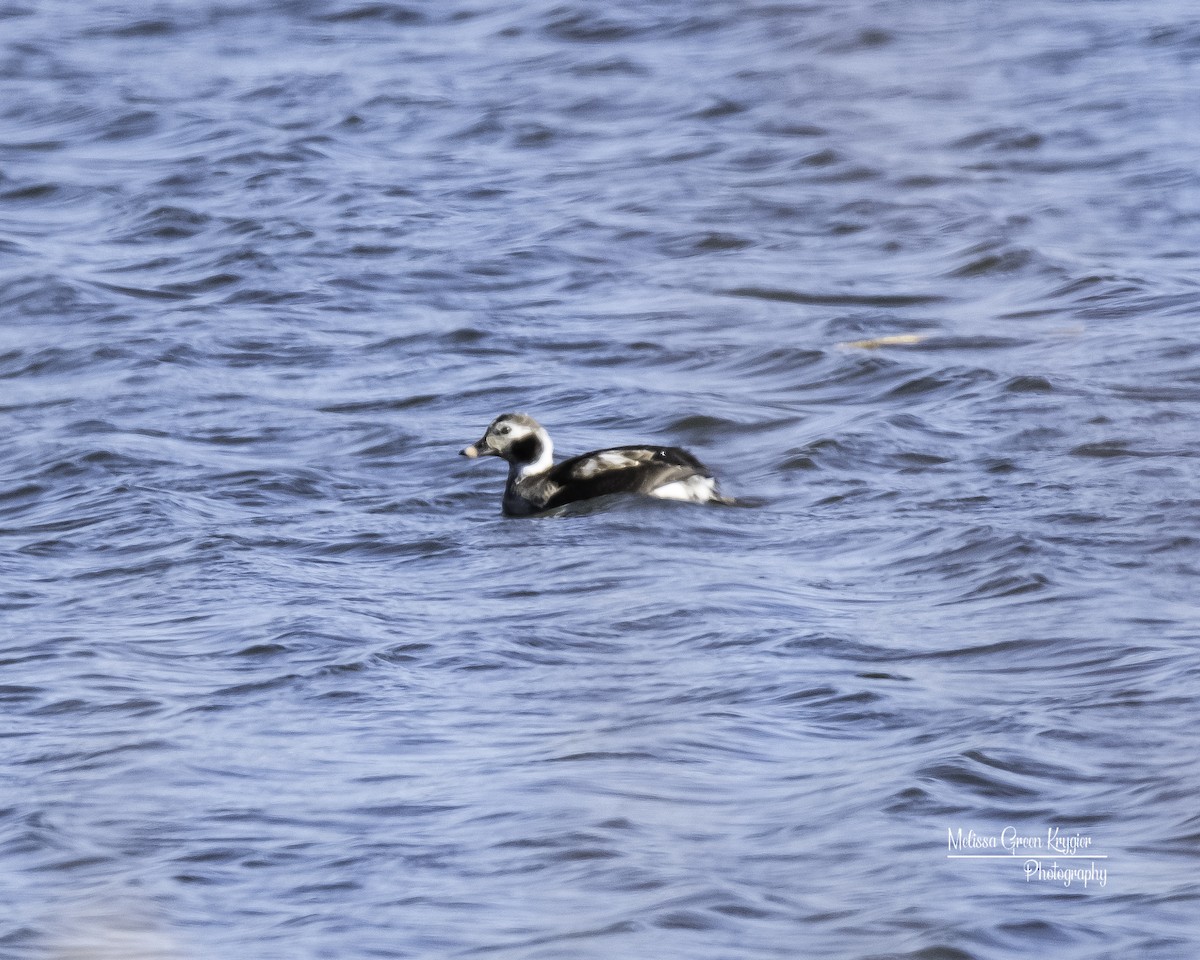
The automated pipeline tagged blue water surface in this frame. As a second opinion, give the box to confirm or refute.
[2,2,1199,958]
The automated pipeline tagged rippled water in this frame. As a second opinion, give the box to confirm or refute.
[3,1,1200,958]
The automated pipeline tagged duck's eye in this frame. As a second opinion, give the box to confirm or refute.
[497,425,511,435]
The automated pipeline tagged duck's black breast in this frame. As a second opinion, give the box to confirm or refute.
[540,446,710,509]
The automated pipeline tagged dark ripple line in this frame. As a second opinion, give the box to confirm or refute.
[721,285,947,307]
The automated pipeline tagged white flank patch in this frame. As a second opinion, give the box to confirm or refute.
[651,476,717,502]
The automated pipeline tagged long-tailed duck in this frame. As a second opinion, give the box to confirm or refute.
[461,413,730,516]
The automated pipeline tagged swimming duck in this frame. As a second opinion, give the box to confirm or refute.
[460,413,730,516]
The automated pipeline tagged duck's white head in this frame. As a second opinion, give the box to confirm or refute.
[461,413,554,476]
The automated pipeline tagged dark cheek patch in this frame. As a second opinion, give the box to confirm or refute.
[510,435,543,464]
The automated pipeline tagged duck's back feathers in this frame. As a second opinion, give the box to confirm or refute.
[542,446,713,510]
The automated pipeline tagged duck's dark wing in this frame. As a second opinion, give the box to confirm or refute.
[542,446,710,509]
